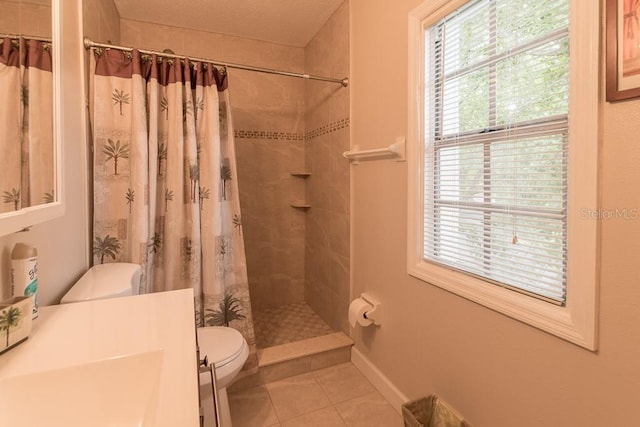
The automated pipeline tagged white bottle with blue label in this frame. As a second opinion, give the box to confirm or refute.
[10,243,38,319]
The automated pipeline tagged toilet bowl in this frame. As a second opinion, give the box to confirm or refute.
[60,263,248,427]
[197,326,249,427]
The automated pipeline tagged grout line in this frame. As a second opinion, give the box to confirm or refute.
[313,374,332,404]
[334,403,349,426]
[264,383,281,424]
[267,376,334,423]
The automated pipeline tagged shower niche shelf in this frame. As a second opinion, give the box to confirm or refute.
[291,173,311,209]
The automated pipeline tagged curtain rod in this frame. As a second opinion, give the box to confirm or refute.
[1,33,51,43]
[84,37,348,87]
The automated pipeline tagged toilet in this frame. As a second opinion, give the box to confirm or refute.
[197,326,249,427]
[60,263,249,427]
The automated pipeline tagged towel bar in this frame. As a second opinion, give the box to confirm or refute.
[343,137,405,164]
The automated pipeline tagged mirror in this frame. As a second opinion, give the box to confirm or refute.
[0,0,62,235]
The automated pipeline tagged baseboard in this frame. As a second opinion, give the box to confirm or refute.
[351,347,409,414]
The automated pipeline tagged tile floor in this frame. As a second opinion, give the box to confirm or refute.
[229,362,404,426]
[253,302,335,349]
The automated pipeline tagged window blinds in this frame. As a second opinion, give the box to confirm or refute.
[423,0,570,304]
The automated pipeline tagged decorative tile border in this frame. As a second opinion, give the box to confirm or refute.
[234,130,304,141]
[234,117,349,142]
[304,117,350,140]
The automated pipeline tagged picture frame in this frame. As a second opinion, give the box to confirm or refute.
[607,0,640,101]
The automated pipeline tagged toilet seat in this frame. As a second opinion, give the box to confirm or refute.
[197,327,250,426]
[197,326,246,368]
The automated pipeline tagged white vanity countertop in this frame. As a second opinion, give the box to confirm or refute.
[0,289,200,426]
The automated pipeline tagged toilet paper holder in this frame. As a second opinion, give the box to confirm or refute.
[360,293,382,325]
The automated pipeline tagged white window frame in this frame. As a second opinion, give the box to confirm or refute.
[407,0,599,350]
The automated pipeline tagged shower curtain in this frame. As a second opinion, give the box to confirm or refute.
[0,37,54,213]
[91,49,257,371]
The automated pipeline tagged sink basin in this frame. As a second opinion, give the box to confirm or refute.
[0,349,164,427]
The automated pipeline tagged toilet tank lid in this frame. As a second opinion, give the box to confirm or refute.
[61,263,142,303]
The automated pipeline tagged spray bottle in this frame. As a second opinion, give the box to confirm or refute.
[10,243,38,319]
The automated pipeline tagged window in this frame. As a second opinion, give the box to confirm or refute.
[408,0,599,349]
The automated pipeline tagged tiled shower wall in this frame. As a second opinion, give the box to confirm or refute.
[304,2,351,335]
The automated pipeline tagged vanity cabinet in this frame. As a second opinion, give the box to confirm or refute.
[0,289,200,426]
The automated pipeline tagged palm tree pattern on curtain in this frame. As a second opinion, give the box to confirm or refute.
[91,49,258,372]
[0,37,54,213]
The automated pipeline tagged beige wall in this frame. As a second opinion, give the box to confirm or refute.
[0,0,89,305]
[304,1,351,334]
[350,0,640,425]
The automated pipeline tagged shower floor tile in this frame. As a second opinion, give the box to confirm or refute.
[253,302,334,349]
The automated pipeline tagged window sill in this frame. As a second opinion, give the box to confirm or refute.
[408,258,597,350]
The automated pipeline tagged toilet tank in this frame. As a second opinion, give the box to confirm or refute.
[60,263,142,304]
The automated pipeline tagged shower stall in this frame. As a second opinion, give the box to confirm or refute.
[230,4,351,350]
[82,0,351,355]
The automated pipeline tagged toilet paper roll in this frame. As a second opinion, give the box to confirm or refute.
[349,298,373,328]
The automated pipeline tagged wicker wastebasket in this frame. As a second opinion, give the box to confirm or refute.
[401,395,470,427]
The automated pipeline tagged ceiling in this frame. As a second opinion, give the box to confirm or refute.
[113,0,344,48]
